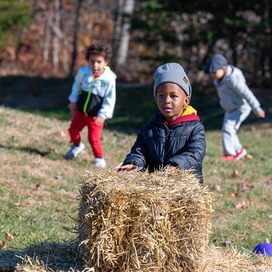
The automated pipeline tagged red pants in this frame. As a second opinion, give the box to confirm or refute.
[68,110,104,158]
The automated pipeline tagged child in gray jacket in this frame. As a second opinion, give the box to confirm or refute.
[204,54,265,161]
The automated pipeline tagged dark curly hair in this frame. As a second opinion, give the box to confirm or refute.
[85,41,112,63]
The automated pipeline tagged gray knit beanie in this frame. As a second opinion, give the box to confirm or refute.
[153,63,192,98]
[204,54,228,74]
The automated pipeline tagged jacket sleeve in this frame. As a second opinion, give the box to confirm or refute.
[228,71,262,114]
[166,122,206,177]
[97,79,116,120]
[123,129,147,169]
[68,67,85,103]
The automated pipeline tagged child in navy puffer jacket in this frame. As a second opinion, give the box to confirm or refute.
[116,63,206,184]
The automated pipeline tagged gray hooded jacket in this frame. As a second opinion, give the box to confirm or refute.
[214,65,262,114]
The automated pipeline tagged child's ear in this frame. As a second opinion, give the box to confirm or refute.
[184,96,191,106]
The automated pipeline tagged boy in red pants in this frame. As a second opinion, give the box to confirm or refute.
[66,41,116,168]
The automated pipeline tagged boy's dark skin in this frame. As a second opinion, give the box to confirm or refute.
[115,81,190,171]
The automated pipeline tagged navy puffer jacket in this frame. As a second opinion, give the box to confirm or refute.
[123,113,206,183]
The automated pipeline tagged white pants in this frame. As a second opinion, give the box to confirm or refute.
[222,105,251,156]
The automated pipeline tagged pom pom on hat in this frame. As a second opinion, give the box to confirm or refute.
[204,54,228,74]
[153,63,192,98]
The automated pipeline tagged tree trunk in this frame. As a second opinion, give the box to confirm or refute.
[112,0,124,63]
[86,0,94,32]
[43,0,52,67]
[59,0,68,73]
[34,0,39,12]
[113,0,135,74]
[52,0,61,68]
[70,0,83,77]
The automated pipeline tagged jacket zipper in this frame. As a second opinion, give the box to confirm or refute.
[83,78,103,115]
[163,126,170,167]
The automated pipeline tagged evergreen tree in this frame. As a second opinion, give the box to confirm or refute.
[0,0,32,48]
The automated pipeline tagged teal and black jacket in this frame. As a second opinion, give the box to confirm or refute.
[68,65,116,119]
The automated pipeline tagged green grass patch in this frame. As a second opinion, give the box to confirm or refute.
[0,79,272,263]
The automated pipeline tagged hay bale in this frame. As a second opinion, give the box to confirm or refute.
[203,245,272,272]
[15,256,47,272]
[77,169,214,271]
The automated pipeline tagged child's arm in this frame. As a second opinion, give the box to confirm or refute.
[166,122,206,175]
[228,73,265,117]
[115,164,138,171]
[97,81,116,120]
[68,67,86,104]
[94,115,105,125]
[256,109,265,118]
[121,129,147,169]
[68,102,77,112]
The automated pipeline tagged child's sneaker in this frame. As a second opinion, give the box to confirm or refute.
[234,148,247,161]
[95,157,106,168]
[65,142,85,159]
[219,155,235,161]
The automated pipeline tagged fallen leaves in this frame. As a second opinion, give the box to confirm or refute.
[242,184,254,191]
[263,178,272,188]
[232,170,239,177]
[212,184,221,191]
[221,240,233,247]
[230,184,254,198]
[231,188,241,198]
[60,131,67,137]
[213,239,233,247]
[1,232,14,249]
[235,201,249,209]
[55,175,63,179]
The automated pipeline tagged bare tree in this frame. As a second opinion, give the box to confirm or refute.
[59,0,68,73]
[70,0,83,76]
[52,0,61,68]
[33,0,39,12]
[43,0,52,67]
[112,0,135,74]
[113,0,124,56]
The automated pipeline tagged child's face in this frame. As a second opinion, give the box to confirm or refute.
[210,67,226,80]
[156,82,190,123]
[88,54,107,76]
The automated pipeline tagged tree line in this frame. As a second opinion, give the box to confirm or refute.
[1,0,271,86]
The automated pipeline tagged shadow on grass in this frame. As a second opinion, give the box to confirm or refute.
[0,144,51,157]
[0,143,73,162]
[0,240,85,271]
[1,75,271,133]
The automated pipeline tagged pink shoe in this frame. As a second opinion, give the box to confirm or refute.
[219,155,235,161]
[234,148,247,161]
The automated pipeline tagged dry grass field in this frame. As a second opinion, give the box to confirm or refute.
[0,79,272,270]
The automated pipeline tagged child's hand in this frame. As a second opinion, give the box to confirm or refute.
[165,166,177,171]
[68,102,76,112]
[115,164,138,171]
[94,115,105,125]
[256,110,265,118]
